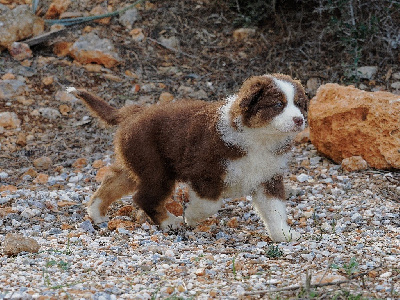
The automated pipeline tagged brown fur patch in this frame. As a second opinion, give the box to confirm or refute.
[262,174,285,199]
[233,76,286,128]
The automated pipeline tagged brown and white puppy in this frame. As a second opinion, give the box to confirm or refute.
[67,74,308,242]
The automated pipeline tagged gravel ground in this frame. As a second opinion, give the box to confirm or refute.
[0,142,399,300]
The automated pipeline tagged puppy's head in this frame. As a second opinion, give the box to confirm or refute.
[234,74,308,133]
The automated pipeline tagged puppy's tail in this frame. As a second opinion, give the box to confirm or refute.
[67,87,120,125]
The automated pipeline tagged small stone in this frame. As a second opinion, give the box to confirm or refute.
[356,66,378,80]
[33,173,49,184]
[33,156,52,170]
[159,92,174,103]
[42,76,54,86]
[227,217,239,228]
[108,219,135,231]
[341,156,368,172]
[351,212,362,222]
[379,271,392,278]
[296,173,310,183]
[92,160,105,169]
[1,73,15,80]
[0,112,21,128]
[159,36,180,49]
[391,82,400,90]
[0,80,29,100]
[37,107,61,120]
[3,233,40,256]
[0,172,8,179]
[119,8,140,29]
[84,64,103,73]
[295,127,310,144]
[306,77,321,94]
[45,0,72,19]
[23,168,38,178]
[233,28,256,41]
[53,41,73,57]
[59,104,71,115]
[165,199,183,216]
[90,6,111,25]
[80,220,96,234]
[16,132,27,146]
[130,28,145,42]
[72,157,87,169]
[8,42,32,61]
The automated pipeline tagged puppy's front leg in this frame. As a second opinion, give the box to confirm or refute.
[252,175,300,242]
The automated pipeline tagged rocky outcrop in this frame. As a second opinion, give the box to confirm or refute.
[308,84,400,170]
[0,5,44,51]
[69,33,121,68]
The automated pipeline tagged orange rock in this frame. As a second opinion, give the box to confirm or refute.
[33,173,49,184]
[309,84,400,169]
[92,159,105,169]
[90,6,111,24]
[165,199,183,216]
[95,166,110,183]
[72,157,87,169]
[69,33,121,68]
[16,132,27,146]
[159,92,174,103]
[45,0,71,19]
[2,73,15,80]
[108,219,135,231]
[53,42,72,57]
[227,217,239,228]
[115,205,134,217]
[59,104,71,115]
[42,76,54,86]
[295,127,310,144]
[341,156,368,172]
[0,185,17,192]
[23,168,38,178]
[130,28,145,42]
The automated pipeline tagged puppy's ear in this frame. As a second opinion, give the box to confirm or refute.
[238,76,270,110]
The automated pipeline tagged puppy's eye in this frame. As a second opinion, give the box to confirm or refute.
[274,102,283,108]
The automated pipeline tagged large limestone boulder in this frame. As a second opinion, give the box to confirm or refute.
[308,84,400,169]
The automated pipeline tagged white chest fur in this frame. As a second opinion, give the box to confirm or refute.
[222,142,289,197]
[217,95,293,197]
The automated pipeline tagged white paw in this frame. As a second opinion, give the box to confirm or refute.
[270,228,301,243]
[87,198,109,224]
[184,216,200,228]
[160,213,184,231]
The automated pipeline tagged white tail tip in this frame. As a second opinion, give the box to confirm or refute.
[66,86,77,93]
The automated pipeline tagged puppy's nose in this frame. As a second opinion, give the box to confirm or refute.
[293,117,304,126]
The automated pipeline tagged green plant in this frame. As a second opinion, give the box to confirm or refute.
[331,257,359,276]
[266,244,283,258]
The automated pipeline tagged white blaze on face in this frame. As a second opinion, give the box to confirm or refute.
[271,78,305,133]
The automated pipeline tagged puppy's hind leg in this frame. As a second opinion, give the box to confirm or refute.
[133,177,183,230]
[88,164,136,224]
